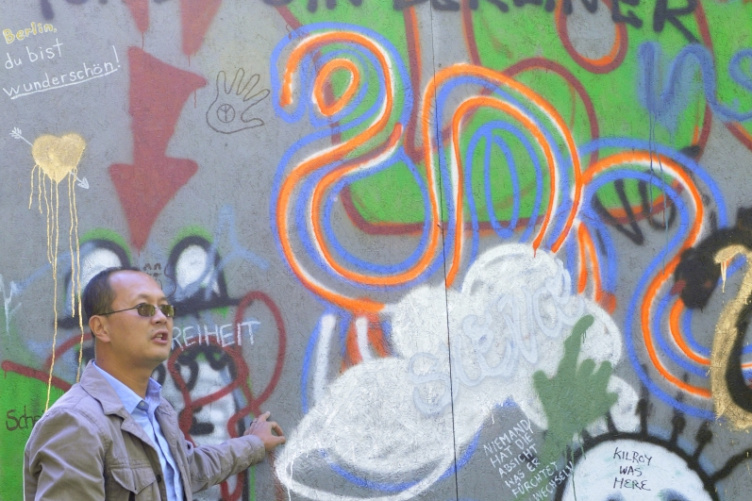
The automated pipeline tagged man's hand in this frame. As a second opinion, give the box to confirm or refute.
[245,411,285,452]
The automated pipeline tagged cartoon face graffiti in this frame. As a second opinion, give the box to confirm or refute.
[559,438,713,501]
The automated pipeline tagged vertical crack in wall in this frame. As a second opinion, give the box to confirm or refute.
[425,4,461,499]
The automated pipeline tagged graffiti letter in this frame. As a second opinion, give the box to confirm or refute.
[5,409,19,431]
[470,0,510,13]
[639,42,752,124]
[653,0,698,43]
[408,352,454,415]
[394,0,428,8]
[513,0,555,12]
[612,0,643,28]
[729,50,752,99]
[560,0,599,15]
[433,0,460,10]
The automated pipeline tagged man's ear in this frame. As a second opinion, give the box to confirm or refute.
[89,315,111,343]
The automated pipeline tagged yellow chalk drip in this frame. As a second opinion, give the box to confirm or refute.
[28,165,36,210]
[68,173,75,313]
[68,171,85,382]
[46,175,60,410]
[29,133,86,409]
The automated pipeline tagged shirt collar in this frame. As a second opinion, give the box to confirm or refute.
[93,362,162,414]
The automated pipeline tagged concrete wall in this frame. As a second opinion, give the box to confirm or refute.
[2,1,752,499]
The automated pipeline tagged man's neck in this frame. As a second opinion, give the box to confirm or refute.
[95,357,154,398]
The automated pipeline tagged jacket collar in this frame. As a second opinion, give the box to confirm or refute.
[78,361,152,442]
[79,361,131,417]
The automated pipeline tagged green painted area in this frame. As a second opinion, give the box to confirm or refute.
[533,314,617,468]
[284,2,752,230]
[0,371,64,501]
[0,275,61,500]
[703,5,752,119]
[173,225,213,250]
[80,228,131,258]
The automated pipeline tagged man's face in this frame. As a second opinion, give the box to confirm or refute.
[98,271,174,370]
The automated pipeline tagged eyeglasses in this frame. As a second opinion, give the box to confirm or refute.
[98,303,176,318]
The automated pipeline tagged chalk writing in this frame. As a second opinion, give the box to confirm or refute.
[5,406,42,431]
[172,319,261,349]
[24,38,63,63]
[408,259,586,415]
[2,45,120,100]
[3,22,56,44]
[478,403,577,500]
[482,418,549,497]
[612,446,653,491]
[484,418,534,467]
[527,461,574,500]
[613,446,653,465]
[4,38,63,70]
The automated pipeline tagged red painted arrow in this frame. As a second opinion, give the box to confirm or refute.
[110,48,207,250]
[122,0,150,34]
[121,0,221,56]
[181,0,223,57]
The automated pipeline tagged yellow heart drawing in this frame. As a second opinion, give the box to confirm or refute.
[31,133,86,183]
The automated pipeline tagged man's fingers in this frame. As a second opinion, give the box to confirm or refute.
[253,411,271,423]
[271,431,285,443]
[270,422,285,437]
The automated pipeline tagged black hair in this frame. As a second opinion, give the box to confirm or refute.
[82,266,142,320]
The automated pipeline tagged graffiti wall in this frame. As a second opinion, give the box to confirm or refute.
[2,0,752,499]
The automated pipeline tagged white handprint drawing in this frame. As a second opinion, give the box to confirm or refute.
[206,68,270,134]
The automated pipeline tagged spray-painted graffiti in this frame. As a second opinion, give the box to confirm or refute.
[0,202,283,499]
[37,0,219,56]
[590,177,677,246]
[5,0,752,500]
[275,244,636,499]
[670,207,752,429]
[264,10,751,498]
[272,2,752,237]
[267,0,701,39]
[109,48,206,251]
[553,390,752,501]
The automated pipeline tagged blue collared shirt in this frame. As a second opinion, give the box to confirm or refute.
[94,364,184,501]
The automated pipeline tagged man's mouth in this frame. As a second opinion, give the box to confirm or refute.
[153,332,169,342]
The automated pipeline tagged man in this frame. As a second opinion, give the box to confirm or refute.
[24,267,285,500]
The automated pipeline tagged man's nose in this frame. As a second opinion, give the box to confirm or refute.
[152,307,169,323]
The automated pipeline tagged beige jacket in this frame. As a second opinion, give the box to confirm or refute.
[24,362,265,500]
